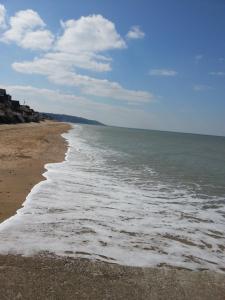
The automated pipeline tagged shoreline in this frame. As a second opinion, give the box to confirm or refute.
[0,121,225,299]
[0,120,71,223]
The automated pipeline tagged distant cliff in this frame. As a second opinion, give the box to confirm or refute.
[0,88,104,126]
[0,88,44,124]
[43,113,105,126]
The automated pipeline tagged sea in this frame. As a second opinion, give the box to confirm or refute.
[0,124,225,272]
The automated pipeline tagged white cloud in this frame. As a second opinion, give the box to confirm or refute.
[0,4,6,29]
[8,14,127,73]
[57,15,126,53]
[2,9,45,42]
[46,52,112,72]
[19,29,54,51]
[52,72,153,103]
[1,8,153,104]
[13,60,154,103]
[50,14,126,72]
[4,84,88,105]
[1,9,54,50]
[10,13,153,103]
[209,71,225,76]
[126,25,145,39]
[193,84,212,91]
[149,69,177,76]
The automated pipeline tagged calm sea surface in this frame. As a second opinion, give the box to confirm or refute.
[0,125,225,271]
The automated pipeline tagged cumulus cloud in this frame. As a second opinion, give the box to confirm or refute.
[8,14,127,73]
[57,15,126,53]
[1,7,153,104]
[11,13,153,103]
[126,25,145,39]
[1,9,54,50]
[51,14,126,72]
[0,4,6,29]
[149,69,177,76]
[19,29,54,50]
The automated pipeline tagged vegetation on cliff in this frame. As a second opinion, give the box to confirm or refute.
[43,113,104,126]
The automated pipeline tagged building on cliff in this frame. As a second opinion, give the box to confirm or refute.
[0,89,43,124]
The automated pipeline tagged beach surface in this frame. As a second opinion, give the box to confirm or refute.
[0,122,225,299]
[0,120,71,223]
[0,254,225,300]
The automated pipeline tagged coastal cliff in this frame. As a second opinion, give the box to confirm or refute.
[43,112,104,126]
[0,88,43,124]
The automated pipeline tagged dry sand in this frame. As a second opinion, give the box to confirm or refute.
[0,121,224,300]
[0,120,71,223]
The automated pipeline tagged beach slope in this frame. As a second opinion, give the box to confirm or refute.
[0,254,225,300]
[0,121,225,299]
[0,121,71,223]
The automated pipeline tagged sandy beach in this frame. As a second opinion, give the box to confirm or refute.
[0,254,225,300]
[0,122,225,299]
[0,121,71,223]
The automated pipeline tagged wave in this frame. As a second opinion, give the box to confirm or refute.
[0,124,224,272]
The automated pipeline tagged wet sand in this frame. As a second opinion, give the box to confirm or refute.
[0,121,225,299]
[0,254,225,300]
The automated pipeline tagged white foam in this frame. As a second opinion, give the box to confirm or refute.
[0,124,224,272]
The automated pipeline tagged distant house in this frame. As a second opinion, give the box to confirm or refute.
[0,88,43,124]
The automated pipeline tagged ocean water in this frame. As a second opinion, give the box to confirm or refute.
[0,125,225,272]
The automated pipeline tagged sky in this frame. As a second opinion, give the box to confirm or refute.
[0,0,225,136]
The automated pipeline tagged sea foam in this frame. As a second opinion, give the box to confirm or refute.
[0,125,224,272]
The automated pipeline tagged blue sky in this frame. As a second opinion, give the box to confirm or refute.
[0,0,225,135]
